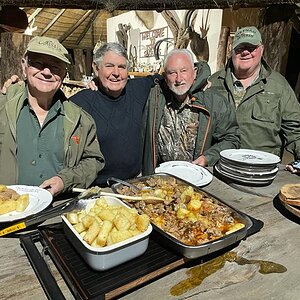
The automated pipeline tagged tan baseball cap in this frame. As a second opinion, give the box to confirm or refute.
[233,26,262,49]
[25,36,71,64]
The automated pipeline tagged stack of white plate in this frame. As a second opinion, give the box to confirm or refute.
[215,149,281,186]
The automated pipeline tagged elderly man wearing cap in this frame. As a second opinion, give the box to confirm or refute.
[210,26,300,174]
[0,36,105,196]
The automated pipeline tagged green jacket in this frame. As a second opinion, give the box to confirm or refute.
[142,62,240,175]
[209,58,300,160]
[0,83,105,192]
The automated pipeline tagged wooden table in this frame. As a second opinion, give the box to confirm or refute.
[0,165,299,300]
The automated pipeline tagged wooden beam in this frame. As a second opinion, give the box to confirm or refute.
[59,10,92,43]
[0,0,298,10]
[28,8,43,23]
[75,9,100,45]
[40,9,66,35]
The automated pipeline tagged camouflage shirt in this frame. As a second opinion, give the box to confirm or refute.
[157,95,199,163]
[231,72,259,108]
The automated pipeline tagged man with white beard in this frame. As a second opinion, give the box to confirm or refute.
[142,49,240,175]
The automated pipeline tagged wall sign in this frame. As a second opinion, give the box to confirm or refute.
[140,26,168,58]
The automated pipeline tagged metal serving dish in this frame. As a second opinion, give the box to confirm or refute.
[111,174,253,259]
[62,196,152,271]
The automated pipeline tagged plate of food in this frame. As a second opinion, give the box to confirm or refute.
[155,161,213,186]
[279,183,300,218]
[0,185,53,222]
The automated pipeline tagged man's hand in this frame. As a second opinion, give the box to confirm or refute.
[39,176,64,197]
[285,164,300,174]
[1,75,22,94]
[86,78,98,91]
[192,155,208,167]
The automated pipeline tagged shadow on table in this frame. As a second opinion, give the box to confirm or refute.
[273,195,300,225]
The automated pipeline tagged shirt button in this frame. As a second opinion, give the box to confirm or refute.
[31,160,36,165]
[39,154,42,158]
[40,174,43,178]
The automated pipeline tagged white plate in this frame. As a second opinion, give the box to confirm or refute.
[215,164,275,185]
[218,161,279,177]
[220,149,281,165]
[155,161,213,186]
[0,185,53,222]
[216,163,277,181]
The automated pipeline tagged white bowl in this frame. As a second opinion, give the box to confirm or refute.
[62,196,152,271]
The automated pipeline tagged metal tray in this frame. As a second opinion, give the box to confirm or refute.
[111,173,253,259]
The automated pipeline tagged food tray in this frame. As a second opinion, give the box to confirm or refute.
[111,173,253,259]
[62,196,152,271]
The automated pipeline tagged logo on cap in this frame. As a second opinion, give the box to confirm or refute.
[232,26,262,50]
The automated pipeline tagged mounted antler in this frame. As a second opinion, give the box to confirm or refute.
[161,10,190,49]
[161,9,210,61]
[187,9,210,62]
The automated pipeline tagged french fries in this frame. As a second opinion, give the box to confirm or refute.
[65,197,150,248]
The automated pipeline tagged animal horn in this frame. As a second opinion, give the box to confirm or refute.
[161,10,180,42]
[154,38,173,60]
[184,10,196,29]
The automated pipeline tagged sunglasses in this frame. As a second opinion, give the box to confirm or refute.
[27,58,66,75]
[234,44,260,54]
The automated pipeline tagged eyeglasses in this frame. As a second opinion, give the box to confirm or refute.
[234,44,260,55]
[27,59,66,75]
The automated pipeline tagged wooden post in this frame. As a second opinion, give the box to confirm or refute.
[85,49,92,76]
[0,32,31,86]
[216,26,230,71]
[73,48,86,81]
[226,34,234,63]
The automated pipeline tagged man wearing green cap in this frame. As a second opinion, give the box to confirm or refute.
[0,36,105,196]
[210,26,300,174]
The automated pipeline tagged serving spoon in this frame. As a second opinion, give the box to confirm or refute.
[106,177,152,192]
[73,187,165,204]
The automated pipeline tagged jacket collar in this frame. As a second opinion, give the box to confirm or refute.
[190,61,211,94]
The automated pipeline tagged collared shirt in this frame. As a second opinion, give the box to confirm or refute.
[16,97,65,185]
[157,95,199,163]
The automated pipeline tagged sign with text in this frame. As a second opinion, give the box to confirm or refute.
[140,27,168,58]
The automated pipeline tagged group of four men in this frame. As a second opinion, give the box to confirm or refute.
[0,26,299,196]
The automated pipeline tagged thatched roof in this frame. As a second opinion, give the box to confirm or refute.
[0,0,299,10]
[0,1,299,49]
[21,8,115,49]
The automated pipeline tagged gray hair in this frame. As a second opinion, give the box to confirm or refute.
[93,42,130,69]
[163,48,195,70]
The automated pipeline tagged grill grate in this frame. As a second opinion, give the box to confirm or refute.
[40,226,185,299]
[20,216,263,299]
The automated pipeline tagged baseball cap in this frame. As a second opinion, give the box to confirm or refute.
[25,36,71,64]
[232,26,262,49]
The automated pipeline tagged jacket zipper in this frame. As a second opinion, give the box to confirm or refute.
[190,97,211,157]
[152,85,159,170]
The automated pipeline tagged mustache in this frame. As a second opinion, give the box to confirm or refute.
[174,82,186,87]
